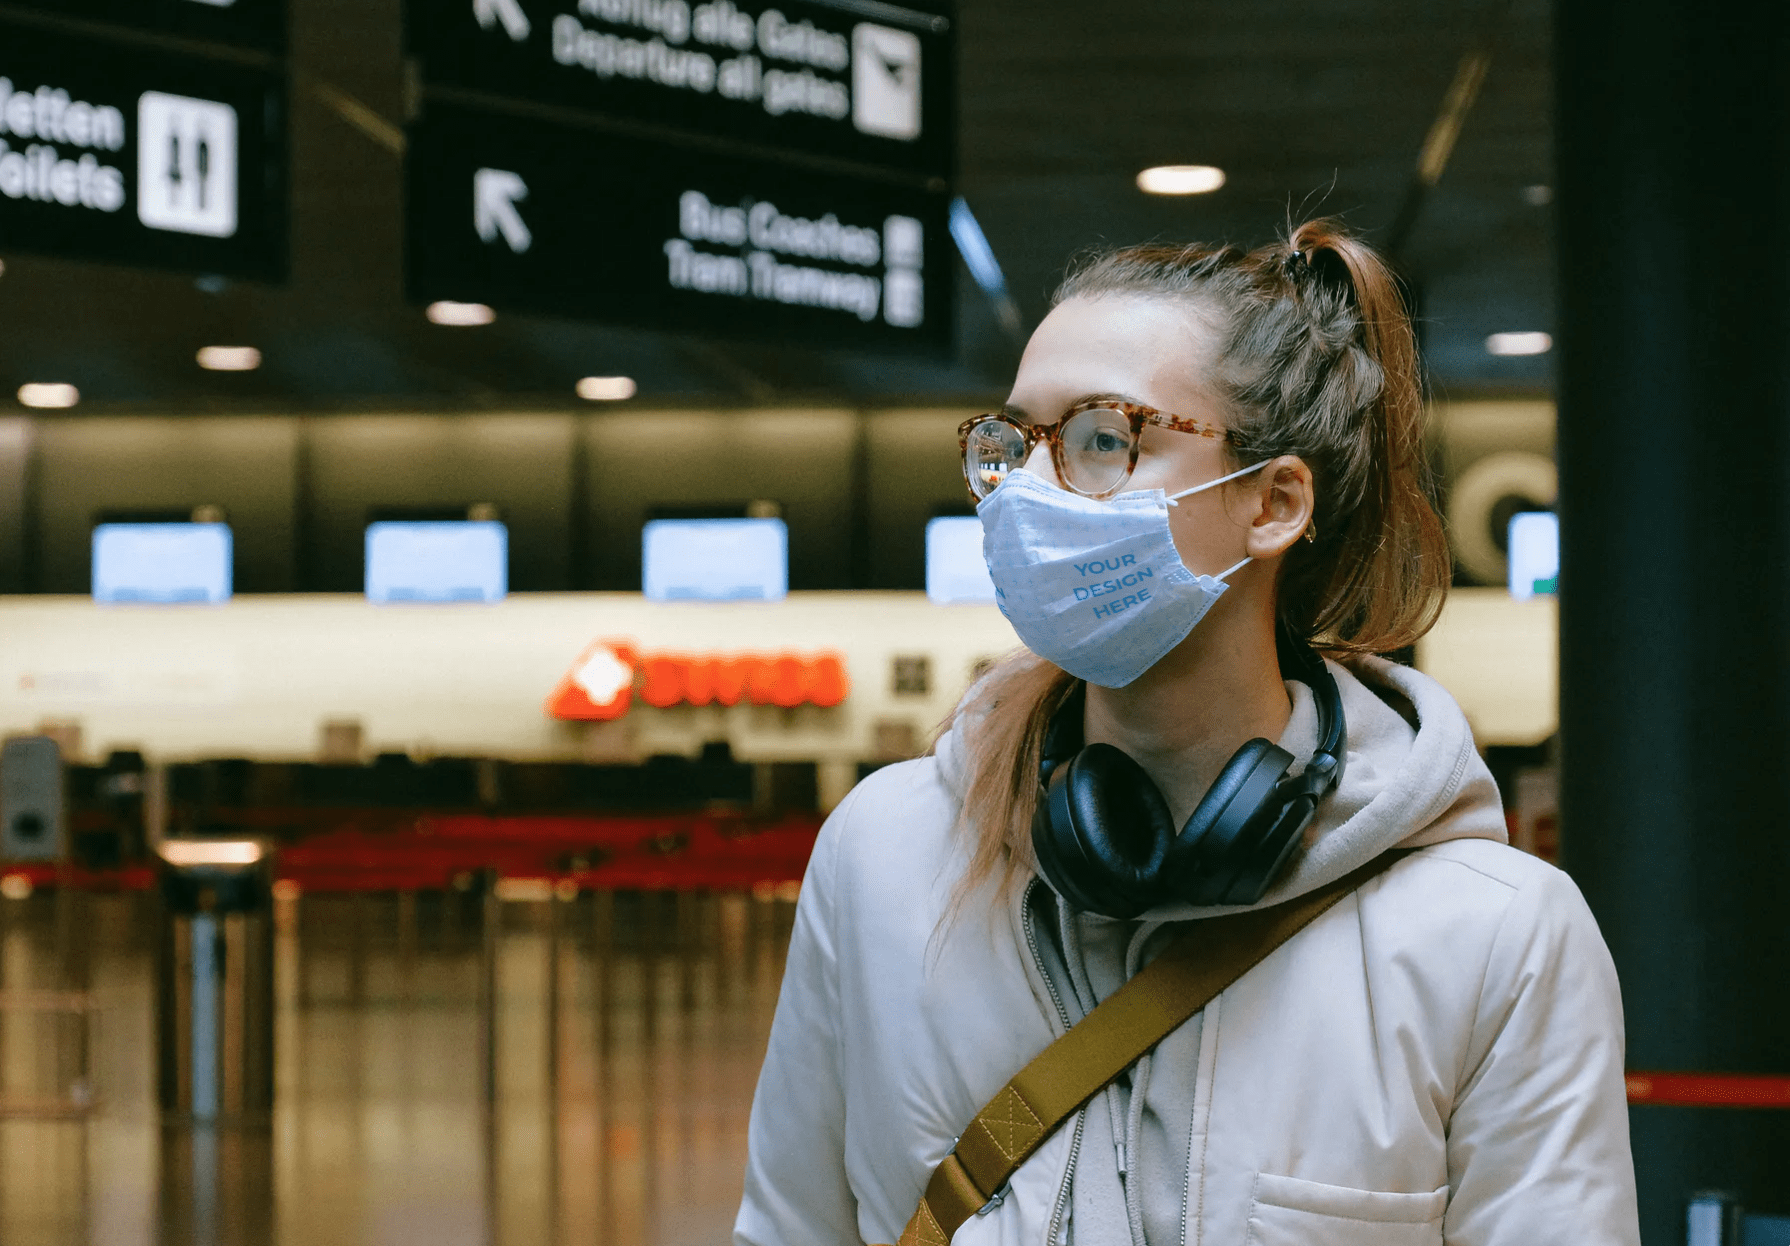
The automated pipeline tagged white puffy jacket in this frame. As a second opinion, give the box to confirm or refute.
[736,657,1640,1245]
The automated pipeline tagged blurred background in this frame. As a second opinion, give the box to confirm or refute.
[0,0,1778,1242]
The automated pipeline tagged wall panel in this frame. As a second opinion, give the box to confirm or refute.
[305,415,576,591]
[864,410,969,590]
[0,419,28,593]
[584,410,855,591]
[33,417,299,593]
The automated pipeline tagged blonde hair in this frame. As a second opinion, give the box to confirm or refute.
[938,220,1450,911]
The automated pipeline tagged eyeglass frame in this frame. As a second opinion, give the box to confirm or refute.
[957,400,1243,501]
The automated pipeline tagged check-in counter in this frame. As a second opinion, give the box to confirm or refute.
[0,589,1556,812]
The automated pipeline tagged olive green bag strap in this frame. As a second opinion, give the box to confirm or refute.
[879,851,1410,1246]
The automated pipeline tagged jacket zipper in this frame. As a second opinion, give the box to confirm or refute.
[1049,1110,1086,1246]
[1023,878,1080,1245]
[1023,878,1074,1032]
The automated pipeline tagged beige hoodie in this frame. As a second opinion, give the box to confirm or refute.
[737,656,1639,1246]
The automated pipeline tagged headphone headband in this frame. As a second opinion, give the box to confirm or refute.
[1271,625,1346,801]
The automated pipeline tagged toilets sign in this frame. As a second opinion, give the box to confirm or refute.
[0,23,285,279]
[407,0,953,180]
[406,102,949,351]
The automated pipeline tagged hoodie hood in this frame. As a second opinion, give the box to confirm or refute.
[933,654,1507,919]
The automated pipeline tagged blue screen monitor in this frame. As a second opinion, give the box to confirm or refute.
[92,523,232,603]
[1507,511,1558,600]
[926,516,995,604]
[365,521,508,603]
[642,518,788,601]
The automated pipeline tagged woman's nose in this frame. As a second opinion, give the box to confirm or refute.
[1023,440,1061,486]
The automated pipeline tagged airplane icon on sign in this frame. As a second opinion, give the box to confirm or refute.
[474,0,530,42]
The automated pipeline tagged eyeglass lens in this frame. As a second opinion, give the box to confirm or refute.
[964,409,1138,499]
[1060,407,1134,496]
[966,418,1029,498]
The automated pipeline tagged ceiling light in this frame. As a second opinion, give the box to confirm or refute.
[577,375,637,401]
[1486,331,1553,357]
[1522,184,1554,207]
[197,345,262,372]
[17,382,78,408]
[1136,165,1227,196]
[426,300,495,326]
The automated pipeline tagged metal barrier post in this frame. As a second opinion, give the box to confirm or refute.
[155,838,275,1121]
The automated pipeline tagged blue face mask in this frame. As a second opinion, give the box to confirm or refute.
[978,462,1268,688]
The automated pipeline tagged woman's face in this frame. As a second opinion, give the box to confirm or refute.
[1004,294,1252,577]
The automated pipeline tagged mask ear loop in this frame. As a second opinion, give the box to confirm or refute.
[1164,459,1272,506]
[1166,462,1271,581]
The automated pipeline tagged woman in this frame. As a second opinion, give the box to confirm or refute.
[736,222,1639,1245]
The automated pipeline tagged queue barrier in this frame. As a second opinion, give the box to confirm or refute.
[156,839,275,1121]
[0,810,823,895]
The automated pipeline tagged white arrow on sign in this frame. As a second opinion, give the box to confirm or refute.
[474,168,533,253]
[474,0,530,41]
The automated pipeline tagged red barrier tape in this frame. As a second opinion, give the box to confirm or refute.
[0,811,823,894]
[1626,1072,1790,1108]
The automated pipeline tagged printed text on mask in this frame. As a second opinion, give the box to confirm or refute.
[1073,555,1155,618]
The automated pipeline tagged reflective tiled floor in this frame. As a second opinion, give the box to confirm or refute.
[0,886,795,1246]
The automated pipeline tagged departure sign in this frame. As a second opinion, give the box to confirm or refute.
[0,23,285,279]
[406,0,953,180]
[406,102,949,351]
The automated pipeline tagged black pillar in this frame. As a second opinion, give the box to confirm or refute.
[1555,2,1790,1241]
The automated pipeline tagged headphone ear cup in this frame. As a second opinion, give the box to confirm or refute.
[1170,739,1295,906]
[1031,743,1176,919]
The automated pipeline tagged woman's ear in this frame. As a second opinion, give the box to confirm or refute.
[1236,456,1315,560]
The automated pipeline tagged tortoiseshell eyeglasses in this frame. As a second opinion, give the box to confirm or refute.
[957,400,1240,501]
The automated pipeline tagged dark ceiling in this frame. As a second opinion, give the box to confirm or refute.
[0,0,1555,412]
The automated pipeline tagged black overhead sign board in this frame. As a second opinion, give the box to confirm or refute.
[0,0,287,53]
[406,0,953,181]
[404,0,956,352]
[0,21,287,280]
[406,102,950,351]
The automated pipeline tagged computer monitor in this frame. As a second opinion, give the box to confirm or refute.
[91,523,232,603]
[365,520,508,603]
[642,518,788,601]
[1507,511,1558,600]
[925,516,995,604]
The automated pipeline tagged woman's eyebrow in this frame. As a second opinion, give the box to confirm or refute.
[1001,393,1142,423]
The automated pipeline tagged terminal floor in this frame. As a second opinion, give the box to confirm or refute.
[0,888,796,1246]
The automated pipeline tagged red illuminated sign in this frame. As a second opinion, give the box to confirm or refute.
[546,640,849,721]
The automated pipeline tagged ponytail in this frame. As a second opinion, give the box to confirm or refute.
[1260,219,1449,652]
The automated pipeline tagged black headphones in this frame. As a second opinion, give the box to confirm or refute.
[1031,627,1346,918]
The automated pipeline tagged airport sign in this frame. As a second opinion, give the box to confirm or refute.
[405,0,954,181]
[0,22,286,280]
[406,101,950,351]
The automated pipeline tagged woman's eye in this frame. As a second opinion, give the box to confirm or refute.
[1091,432,1126,453]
